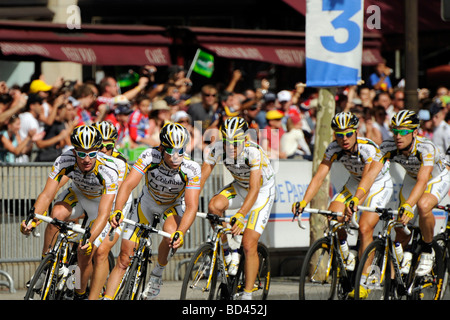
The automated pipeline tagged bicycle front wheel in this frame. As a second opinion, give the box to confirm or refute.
[354,238,392,300]
[24,254,59,300]
[232,242,271,300]
[180,243,220,300]
[299,237,337,300]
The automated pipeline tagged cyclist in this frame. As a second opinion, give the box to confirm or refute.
[84,121,134,299]
[291,112,393,275]
[20,125,119,300]
[348,110,450,278]
[200,116,276,300]
[103,122,201,300]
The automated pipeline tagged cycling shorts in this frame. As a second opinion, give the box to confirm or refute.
[331,173,393,209]
[122,188,185,243]
[399,168,450,225]
[218,179,275,235]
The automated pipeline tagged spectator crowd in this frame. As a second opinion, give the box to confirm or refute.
[1,60,449,164]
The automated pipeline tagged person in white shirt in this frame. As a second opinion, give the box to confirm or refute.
[430,104,450,158]
[280,114,311,160]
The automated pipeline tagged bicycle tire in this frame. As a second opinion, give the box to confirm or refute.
[180,243,220,300]
[354,238,393,300]
[435,233,450,299]
[406,241,445,300]
[299,237,337,300]
[232,242,271,300]
[118,257,143,300]
[24,254,59,300]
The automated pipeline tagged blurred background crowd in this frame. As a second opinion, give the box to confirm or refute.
[1,60,449,164]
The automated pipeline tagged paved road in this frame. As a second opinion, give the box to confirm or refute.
[0,277,300,300]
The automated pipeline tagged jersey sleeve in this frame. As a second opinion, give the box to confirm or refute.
[322,141,340,163]
[99,162,119,195]
[48,151,75,182]
[132,148,154,175]
[185,160,201,190]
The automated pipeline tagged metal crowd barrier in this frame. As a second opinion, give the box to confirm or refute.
[0,162,224,286]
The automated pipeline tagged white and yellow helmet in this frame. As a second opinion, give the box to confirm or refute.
[331,112,359,131]
[220,117,248,140]
[391,110,420,129]
[70,125,102,150]
[159,122,189,149]
[93,121,118,141]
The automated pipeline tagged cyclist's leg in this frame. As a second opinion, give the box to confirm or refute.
[329,178,355,240]
[359,176,393,257]
[89,195,133,300]
[103,193,151,299]
[42,187,80,256]
[103,238,135,299]
[241,182,274,299]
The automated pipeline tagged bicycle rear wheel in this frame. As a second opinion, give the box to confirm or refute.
[299,237,337,300]
[232,242,271,300]
[24,254,59,300]
[354,238,393,300]
[180,243,220,300]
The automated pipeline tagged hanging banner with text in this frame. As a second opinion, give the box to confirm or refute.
[306,0,364,87]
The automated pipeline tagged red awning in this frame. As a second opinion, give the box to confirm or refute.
[188,26,383,67]
[0,20,172,66]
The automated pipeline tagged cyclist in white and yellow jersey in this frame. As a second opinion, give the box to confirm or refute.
[103,122,201,300]
[292,112,393,274]
[81,121,133,300]
[349,110,450,278]
[201,117,276,300]
[20,125,119,300]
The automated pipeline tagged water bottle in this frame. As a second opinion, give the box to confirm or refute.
[401,251,412,274]
[228,250,241,276]
[394,241,404,263]
[340,240,350,260]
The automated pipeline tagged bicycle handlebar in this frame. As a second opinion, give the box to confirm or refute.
[357,206,411,236]
[122,218,171,239]
[29,212,87,235]
[295,208,348,230]
[196,212,231,224]
[109,211,122,241]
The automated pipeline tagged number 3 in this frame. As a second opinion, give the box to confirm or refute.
[320,0,361,53]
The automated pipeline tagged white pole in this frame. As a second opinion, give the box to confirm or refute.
[186,48,200,79]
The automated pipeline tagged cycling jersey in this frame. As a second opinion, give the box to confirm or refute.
[132,147,201,205]
[205,140,275,189]
[49,150,119,199]
[375,136,448,180]
[324,137,389,182]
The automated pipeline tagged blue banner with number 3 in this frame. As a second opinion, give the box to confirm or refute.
[306,0,364,87]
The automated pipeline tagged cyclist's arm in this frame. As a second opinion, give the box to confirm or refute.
[200,161,215,192]
[114,168,142,212]
[22,177,59,231]
[301,160,332,204]
[88,193,115,243]
[175,187,200,240]
[352,160,384,201]
[238,168,262,217]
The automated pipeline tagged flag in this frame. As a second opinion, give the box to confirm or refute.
[192,49,214,78]
[306,0,364,87]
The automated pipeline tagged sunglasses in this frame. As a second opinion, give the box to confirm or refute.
[164,147,184,156]
[392,128,414,136]
[203,93,216,97]
[75,150,98,159]
[335,130,356,139]
[101,142,115,151]
[223,138,245,145]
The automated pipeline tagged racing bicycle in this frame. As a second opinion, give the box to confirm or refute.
[296,207,359,300]
[354,206,444,300]
[180,212,271,300]
[113,213,172,300]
